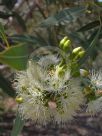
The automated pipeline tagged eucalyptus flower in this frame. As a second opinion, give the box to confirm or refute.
[86,69,102,114]
[86,97,102,114]
[15,54,84,125]
[90,69,102,90]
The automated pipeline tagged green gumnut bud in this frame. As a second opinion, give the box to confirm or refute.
[56,66,65,77]
[80,69,89,77]
[78,50,85,58]
[63,40,71,52]
[83,87,92,96]
[72,47,83,55]
[59,36,68,48]
[16,97,23,104]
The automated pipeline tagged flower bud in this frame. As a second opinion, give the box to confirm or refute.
[72,47,83,55]
[56,66,65,77]
[83,87,92,96]
[16,97,23,104]
[59,36,68,48]
[78,50,85,58]
[80,69,89,77]
[86,10,92,14]
[63,40,71,52]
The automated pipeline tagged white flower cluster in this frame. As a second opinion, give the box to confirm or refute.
[15,54,84,125]
[86,69,102,114]
[90,69,102,90]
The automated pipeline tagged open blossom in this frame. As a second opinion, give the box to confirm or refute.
[86,69,102,114]
[90,69,102,90]
[86,97,102,114]
[15,54,84,125]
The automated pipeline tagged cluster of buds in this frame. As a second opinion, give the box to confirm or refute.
[72,47,85,60]
[59,36,102,114]
[59,36,86,77]
[59,36,71,52]
[59,36,85,59]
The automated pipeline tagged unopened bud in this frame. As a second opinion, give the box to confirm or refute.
[16,97,23,104]
[56,66,65,77]
[72,47,83,55]
[86,10,92,14]
[83,87,92,96]
[78,50,85,58]
[80,69,89,76]
[59,36,68,48]
[63,40,71,52]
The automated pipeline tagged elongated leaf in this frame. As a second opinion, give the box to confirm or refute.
[41,6,85,27]
[0,23,10,48]
[45,0,75,5]
[0,44,28,70]
[11,35,48,46]
[79,26,101,65]
[11,112,24,136]
[68,32,89,48]
[77,20,100,32]
[0,73,15,97]
[11,35,36,43]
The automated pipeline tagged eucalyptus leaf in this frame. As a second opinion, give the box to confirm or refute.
[77,20,100,32]
[79,26,101,65]
[41,6,85,27]
[11,35,48,46]
[0,44,28,70]
[0,73,16,97]
[11,112,25,136]
[0,22,10,48]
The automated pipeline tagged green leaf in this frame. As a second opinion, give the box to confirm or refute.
[79,26,101,65]
[0,73,16,97]
[41,6,85,27]
[0,44,28,70]
[68,32,89,48]
[11,112,25,136]
[11,35,48,46]
[0,22,10,48]
[77,20,100,32]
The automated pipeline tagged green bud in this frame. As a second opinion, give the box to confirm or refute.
[63,40,71,52]
[83,87,92,96]
[72,47,83,55]
[56,66,65,77]
[59,36,68,48]
[16,97,23,104]
[80,69,89,77]
[86,10,92,14]
[78,50,85,58]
